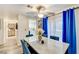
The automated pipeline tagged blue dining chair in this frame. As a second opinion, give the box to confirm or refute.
[26,34,33,37]
[26,31,33,37]
[50,36,59,41]
[42,34,48,37]
[21,40,30,54]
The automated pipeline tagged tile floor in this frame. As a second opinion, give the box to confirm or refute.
[0,38,23,54]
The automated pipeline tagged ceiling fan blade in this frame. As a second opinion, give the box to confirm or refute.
[26,5,33,8]
[43,12,55,16]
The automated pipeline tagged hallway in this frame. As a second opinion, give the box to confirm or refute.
[0,38,22,54]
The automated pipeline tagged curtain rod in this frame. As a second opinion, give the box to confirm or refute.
[48,7,79,17]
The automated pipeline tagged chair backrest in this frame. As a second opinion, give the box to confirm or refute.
[21,40,30,54]
[26,34,33,37]
[50,36,59,41]
[42,34,47,37]
[26,31,33,37]
[29,31,30,35]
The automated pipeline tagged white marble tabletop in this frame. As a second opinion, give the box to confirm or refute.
[24,36,69,54]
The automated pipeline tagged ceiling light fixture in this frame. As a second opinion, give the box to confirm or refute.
[36,5,45,18]
[38,13,44,18]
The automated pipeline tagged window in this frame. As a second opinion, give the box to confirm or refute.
[50,14,62,41]
[29,19,36,35]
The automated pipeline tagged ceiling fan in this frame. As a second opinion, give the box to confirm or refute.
[26,5,45,12]
[26,4,55,17]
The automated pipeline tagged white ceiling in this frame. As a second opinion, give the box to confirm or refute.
[0,4,79,18]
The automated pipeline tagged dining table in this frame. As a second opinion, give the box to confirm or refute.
[24,36,69,54]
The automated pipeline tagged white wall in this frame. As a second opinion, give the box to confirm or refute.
[0,16,18,44]
[75,9,79,54]
[0,18,4,44]
[18,15,29,45]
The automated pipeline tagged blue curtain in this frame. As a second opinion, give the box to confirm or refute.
[42,16,48,37]
[62,9,76,54]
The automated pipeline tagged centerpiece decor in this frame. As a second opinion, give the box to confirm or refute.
[36,6,45,43]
